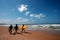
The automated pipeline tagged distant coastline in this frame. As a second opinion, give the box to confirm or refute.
[0,23,60,25]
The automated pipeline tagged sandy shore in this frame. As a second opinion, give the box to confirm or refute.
[0,26,60,40]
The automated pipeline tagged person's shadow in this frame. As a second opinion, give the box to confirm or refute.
[23,32,32,34]
[13,31,32,35]
[13,32,23,35]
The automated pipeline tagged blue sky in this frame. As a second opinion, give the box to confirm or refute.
[0,0,60,24]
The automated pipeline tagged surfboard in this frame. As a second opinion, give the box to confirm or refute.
[18,25,28,30]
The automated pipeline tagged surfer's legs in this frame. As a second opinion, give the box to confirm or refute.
[15,30,17,33]
[9,29,12,35]
[21,29,25,33]
[13,30,17,35]
[23,29,25,32]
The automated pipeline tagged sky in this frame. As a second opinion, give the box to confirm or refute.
[0,0,60,24]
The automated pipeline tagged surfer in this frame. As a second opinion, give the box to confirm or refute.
[14,24,18,35]
[21,24,25,33]
[8,24,13,35]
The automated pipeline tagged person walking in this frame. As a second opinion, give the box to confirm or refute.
[8,24,13,35]
[14,24,18,35]
[21,24,25,33]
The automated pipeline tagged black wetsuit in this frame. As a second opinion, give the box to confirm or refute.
[9,25,13,34]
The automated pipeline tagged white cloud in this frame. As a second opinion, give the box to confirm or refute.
[25,11,30,16]
[22,19,29,22]
[16,17,22,20]
[0,17,30,24]
[39,13,45,17]
[30,14,35,17]
[30,13,45,19]
[0,19,11,23]
[18,4,28,12]
[16,17,29,23]
[30,18,35,22]
[35,13,45,18]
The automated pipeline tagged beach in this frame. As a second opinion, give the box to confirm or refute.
[0,26,60,40]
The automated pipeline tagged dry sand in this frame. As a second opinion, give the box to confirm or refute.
[0,26,60,40]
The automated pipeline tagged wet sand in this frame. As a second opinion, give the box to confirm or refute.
[0,26,60,40]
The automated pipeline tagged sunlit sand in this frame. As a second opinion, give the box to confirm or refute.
[0,26,60,40]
